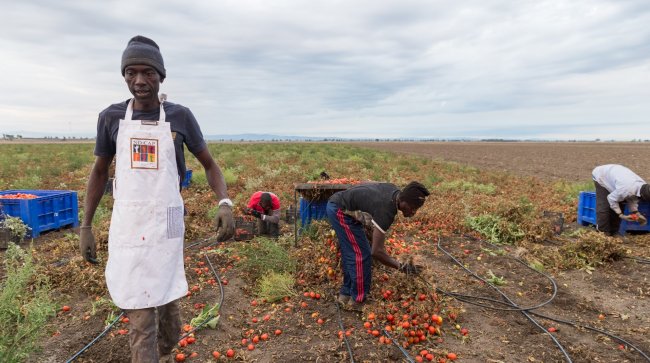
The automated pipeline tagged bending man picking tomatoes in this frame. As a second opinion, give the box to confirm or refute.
[592,164,650,236]
[245,191,281,238]
[326,181,430,311]
[79,35,234,363]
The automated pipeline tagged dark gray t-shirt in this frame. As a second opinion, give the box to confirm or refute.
[94,100,207,186]
[329,183,399,232]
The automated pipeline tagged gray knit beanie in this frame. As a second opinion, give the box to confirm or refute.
[121,35,166,80]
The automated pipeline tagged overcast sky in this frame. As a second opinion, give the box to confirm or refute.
[1,0,649,139]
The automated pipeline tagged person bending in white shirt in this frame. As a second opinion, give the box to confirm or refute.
[592,164,650,236]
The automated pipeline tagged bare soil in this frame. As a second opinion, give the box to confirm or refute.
[353,142,650,181]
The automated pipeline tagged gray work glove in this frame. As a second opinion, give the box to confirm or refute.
[398,261,422,275]
[79,226,98,264]
[215,205,235,241]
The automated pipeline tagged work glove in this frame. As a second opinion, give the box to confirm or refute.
[343,210,373,228]
[79,226,98,264]
[246,208,263,219]
[398,261,422,275]
[215,205,235,242]
[619,213,635,222]
[629,211,648,225]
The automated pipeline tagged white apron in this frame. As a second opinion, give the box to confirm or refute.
[105,98,187,309]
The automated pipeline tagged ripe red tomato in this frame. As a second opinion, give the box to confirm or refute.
[226,349,235,358]
[175,353,185,362]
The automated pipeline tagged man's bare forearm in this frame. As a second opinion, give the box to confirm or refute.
[83,157,111,227]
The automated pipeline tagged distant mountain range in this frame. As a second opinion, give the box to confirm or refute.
[205,134,329,141]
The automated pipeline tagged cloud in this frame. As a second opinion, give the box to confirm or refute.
[0,0,649,139]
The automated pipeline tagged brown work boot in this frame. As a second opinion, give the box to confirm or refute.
[336,294,351,305]
[344,299,365,313]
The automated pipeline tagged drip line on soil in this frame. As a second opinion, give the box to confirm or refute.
[434,235,650,363]
[178,250,225,341]
[436,235,573,363]
[381,328,416,363]
[65,237,225,362]
[435,234,558,312]
[623,256,650,265]
[64,311,125,363]
[333,296,356,363]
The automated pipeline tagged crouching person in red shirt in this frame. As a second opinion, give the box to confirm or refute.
[246,191,281,238]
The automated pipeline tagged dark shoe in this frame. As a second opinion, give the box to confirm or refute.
[337,294,351,305]
[344,299,365,312]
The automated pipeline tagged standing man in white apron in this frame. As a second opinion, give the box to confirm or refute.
[79,35,235,362]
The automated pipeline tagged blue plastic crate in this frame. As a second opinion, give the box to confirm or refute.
[181,169,193,189]
[577,190,650,234]
[299,198,328,227]
[577,191,597,226]
[0,190,79,238]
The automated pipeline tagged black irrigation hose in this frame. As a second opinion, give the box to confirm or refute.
[381,328,416,363]
[178,251,225,340]
[529,311,650,362]
[436,235,650,363]
[64,311,125,363]
[435,236,558,312]
[465,235,650,361]
[66,237,224,362]
[333,298,356,363]
[623,256,650,265]
[438,292,650,362]
[437,236,573,363]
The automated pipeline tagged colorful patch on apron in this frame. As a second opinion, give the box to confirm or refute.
[130,138,159,169]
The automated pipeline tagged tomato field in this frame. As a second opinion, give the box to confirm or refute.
[0,141,649,363]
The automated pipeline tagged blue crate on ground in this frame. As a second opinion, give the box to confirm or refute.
[577,191,597,226]
[299,198,328,227]
[181,169,193,189]
[577,190,650,234]
[621,203,650,233]
[0,190,79,238]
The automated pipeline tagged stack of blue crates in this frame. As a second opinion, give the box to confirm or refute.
[299,198,328,227]
[0,190,79,238]
[577,191,650,234]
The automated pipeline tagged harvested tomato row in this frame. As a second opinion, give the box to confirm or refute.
[0,193,39,199]
[307,178,362,185]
